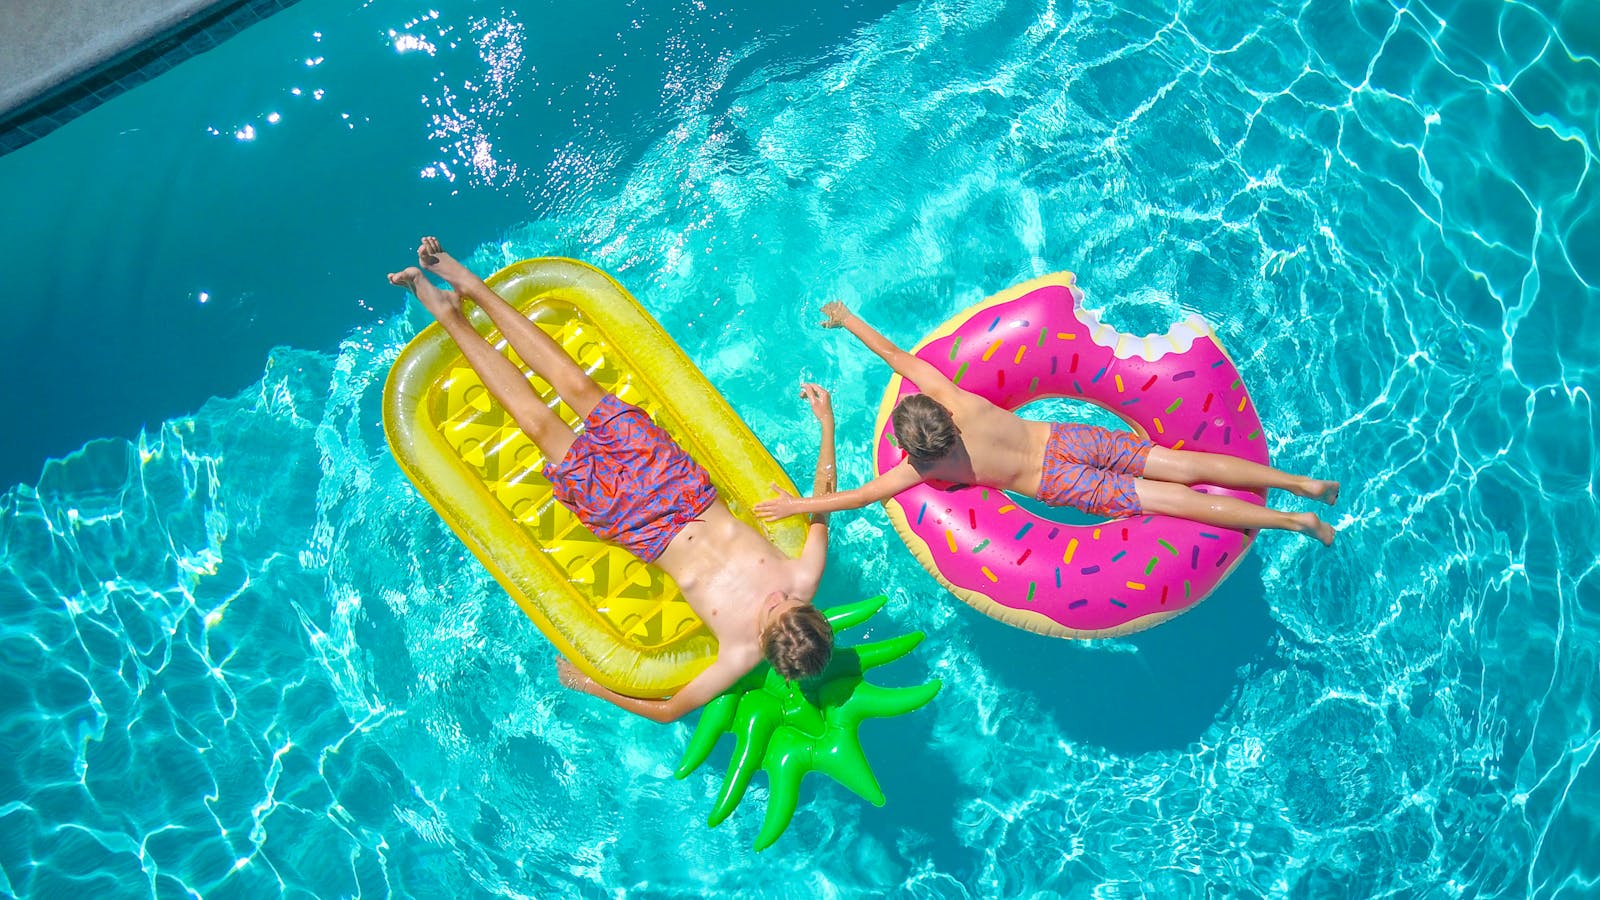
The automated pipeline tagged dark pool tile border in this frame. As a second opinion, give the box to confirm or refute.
[0,0,306,156]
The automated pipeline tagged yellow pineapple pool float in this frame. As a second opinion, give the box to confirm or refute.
[383,258,807,697]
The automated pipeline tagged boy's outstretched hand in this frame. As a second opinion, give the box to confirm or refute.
[755,381,834,521]
[800,382,833,423]
[820,301,851,328]
[754,486,800,521]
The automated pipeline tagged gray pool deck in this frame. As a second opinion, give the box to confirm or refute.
[0,0,299,153]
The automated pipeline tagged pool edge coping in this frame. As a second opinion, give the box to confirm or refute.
[0,0,305,156]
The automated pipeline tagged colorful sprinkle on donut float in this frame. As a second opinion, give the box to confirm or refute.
[874,272,1269,638]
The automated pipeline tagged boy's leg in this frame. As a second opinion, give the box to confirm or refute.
[1134,479,1335,546]
[414,236,607,419]
[1141,446,1339,504]
[389,266,577,463]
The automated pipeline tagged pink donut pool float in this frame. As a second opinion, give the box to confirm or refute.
[874,272,1269,638]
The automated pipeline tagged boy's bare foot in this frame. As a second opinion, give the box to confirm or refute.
[1291,512,1336,546]
[416,236,476,290]
[1293,478,1340,505]
[387,266,461,319]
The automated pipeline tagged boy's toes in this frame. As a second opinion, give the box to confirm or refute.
[1300,513,1335,546]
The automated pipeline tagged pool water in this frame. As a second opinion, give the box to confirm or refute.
[2,0,1597,895]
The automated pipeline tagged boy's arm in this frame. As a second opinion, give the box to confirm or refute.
[807,383,838,523]
[756,459,925,521]
[822,302,965,408]
[750,380,927,522]
[558,654,749,724]
[796,384,837,583]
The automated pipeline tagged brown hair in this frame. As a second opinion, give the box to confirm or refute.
[761,603,834,681]
[892,394,958,463]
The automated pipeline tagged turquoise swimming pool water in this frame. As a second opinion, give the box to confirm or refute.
[2,0,1597,895]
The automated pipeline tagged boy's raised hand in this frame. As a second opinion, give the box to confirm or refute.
[800,382,833,423]
[756,381,835,521]
[754,486,800,521]
[820,301,851,328]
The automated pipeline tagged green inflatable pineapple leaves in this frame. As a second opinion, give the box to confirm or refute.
[675,594,942,850]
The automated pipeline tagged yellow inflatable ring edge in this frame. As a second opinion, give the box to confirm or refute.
[383,257,807,696]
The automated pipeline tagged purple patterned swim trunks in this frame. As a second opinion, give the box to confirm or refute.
[1036,422,1154,519]
[543,395,717,562]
